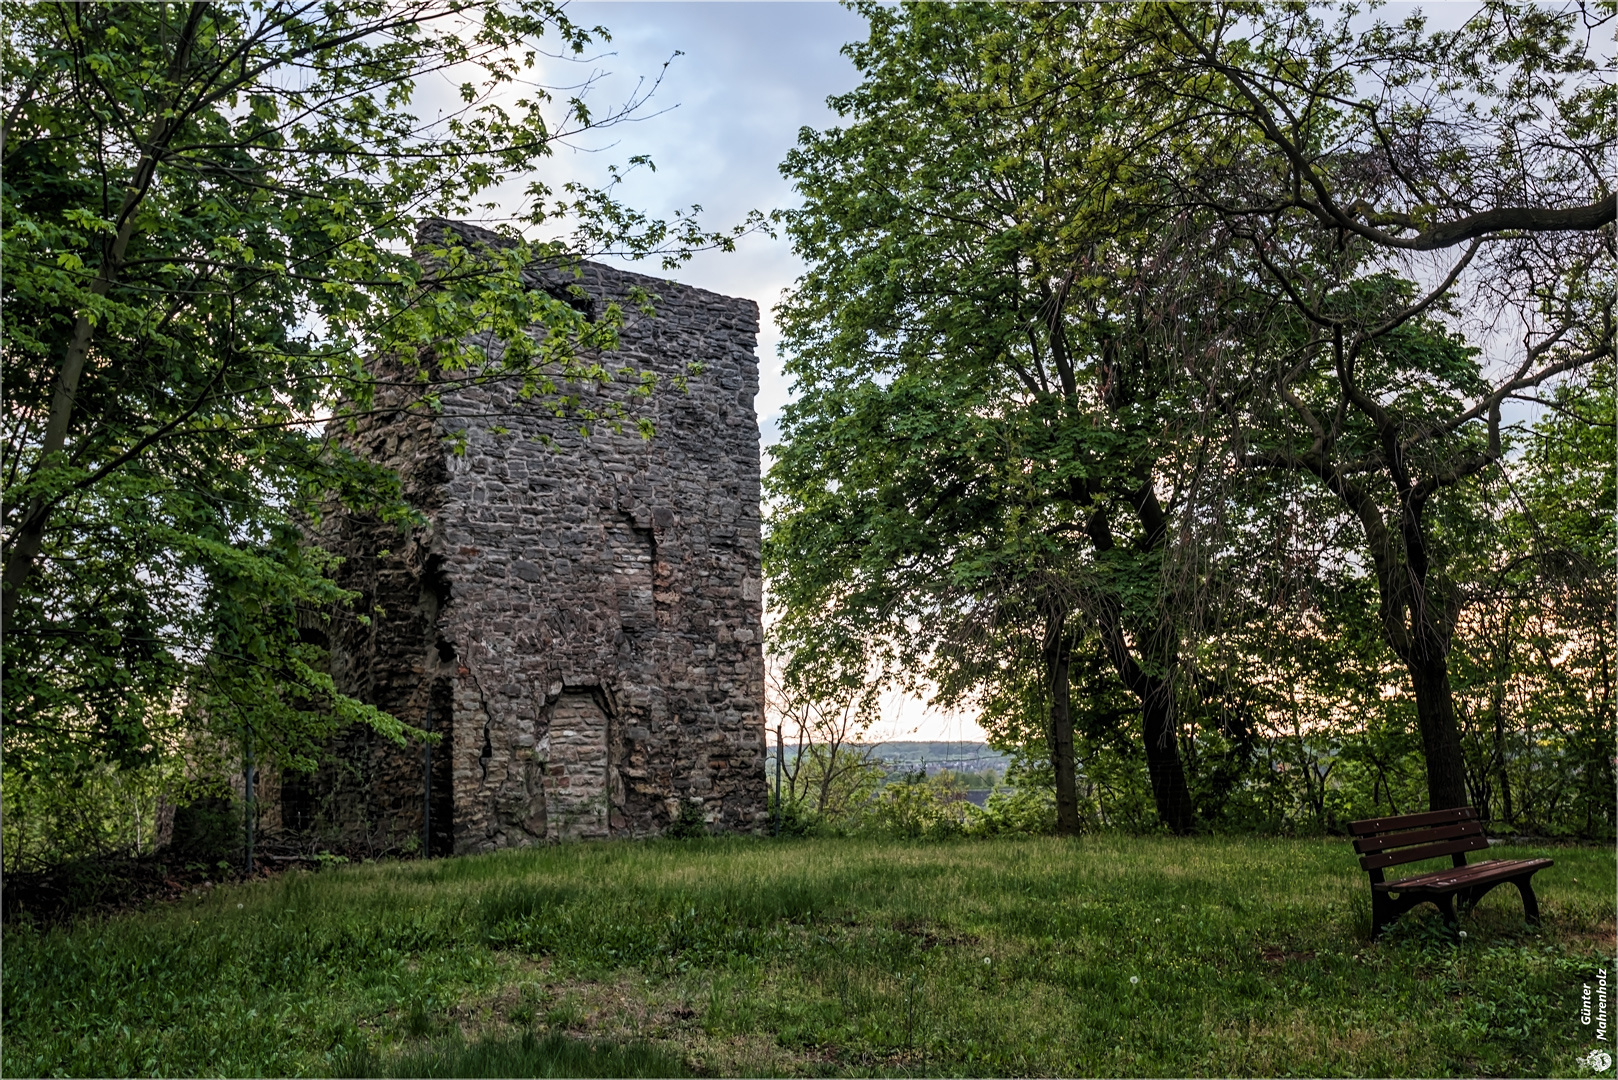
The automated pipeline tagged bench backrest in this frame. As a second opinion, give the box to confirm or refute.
[1348,806,1488,874]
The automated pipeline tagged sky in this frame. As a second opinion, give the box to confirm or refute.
[459,2,990,743]
[438,2,1504,747]
[523,2,866,444]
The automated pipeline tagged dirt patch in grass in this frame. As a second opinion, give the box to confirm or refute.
[448,965,809,1077]
[1259,946,1316,964]
[1570,916,1618,954]
[1545,903,1618,954]
[890,915,977,951]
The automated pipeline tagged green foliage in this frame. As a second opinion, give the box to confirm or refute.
[933,766,1002,791]
[1103,0,1613,813]
[1,1,754,864]
[766,661,888,828]
[1444,362,1617,839]
[2,836,1610,1077]
[777,742,886,823]
[971,785,1058,838]
[857,774,974,840]
[766,792,823,838]
[767,0,1612,833]
[166,796,242,863]
[665,799,708,840]
[0,754,179,871]
[769,1,1237,832]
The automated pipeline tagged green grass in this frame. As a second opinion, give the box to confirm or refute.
[4,834,1612,1077]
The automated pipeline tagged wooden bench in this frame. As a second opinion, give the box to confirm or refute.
[1349,806,1553,938]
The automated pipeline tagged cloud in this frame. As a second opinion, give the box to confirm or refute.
[455,2,869,444]
[441,4,987,741]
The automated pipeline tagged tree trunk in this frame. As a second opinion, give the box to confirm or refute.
[243,721,256,875]
[1045,618,1081,836]
[1406,649,1469,810]
[1494,692,1512,826]
[1088,592,1196,835]
[1489,627,1512,827]
[1080,501,1196,836]
[1140,677,1195,834]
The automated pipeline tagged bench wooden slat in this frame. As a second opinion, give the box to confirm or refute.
[1348,806,1477,836]
[1375,858,1554,894]
[1359,833,1490,870]
[1352,820,1483,854]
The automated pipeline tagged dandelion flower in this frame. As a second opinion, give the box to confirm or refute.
[237,903,244,909]
[1130,975,1140,985]
[982,956,991,965]
[1458,931,1468,939]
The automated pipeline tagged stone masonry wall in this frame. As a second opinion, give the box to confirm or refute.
[309,220,767,853]
[297,354,456,855]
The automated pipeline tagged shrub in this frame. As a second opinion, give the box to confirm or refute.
[857,777,974,839]
[766,794,823,837]
[665,798,708,840]
[168,795,240,860]
[967,786,1057,836]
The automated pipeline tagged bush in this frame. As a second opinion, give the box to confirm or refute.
[766,794,823,837]
[168,795,240,860]
[0,756,182,872]
[967,786,1057,836]
[857,777,974,839]
[664,798,708,840]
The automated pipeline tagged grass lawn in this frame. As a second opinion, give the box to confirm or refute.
[4,834,1612,1077]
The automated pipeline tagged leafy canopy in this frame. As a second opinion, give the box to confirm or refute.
[1,1,754,782]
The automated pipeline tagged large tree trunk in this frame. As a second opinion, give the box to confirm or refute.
[1140,677,1195,834]
[1080,498,1196,835]
[1370,524,1470,813]
[1044,615,1081,836]
[1406,648,1470,810]
[1316,448,1473,817]
[1089,590,1196,835]
[1493,686,1512,826]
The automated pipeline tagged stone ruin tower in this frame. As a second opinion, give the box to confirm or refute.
[289,220,768,854]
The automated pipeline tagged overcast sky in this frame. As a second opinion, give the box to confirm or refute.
[520,2,990,743]
[451,2,1493,747]
[431,3,972,742]
[452,1,871,446]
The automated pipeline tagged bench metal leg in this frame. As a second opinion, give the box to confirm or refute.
[1515,877,1542,925]
[1370,889,1429,938]
[1448,875,1543,926]
[1371,889,1395,938]
[1372,889,1477,939]
[1436,893,1459,937]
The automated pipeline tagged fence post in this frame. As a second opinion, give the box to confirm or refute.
[773,726,784,836]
